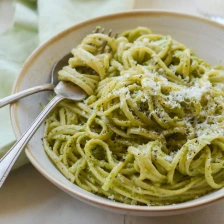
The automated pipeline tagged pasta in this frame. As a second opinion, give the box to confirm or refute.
[43,27,224,205]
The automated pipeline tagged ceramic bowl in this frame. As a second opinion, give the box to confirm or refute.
[10,10,224,216]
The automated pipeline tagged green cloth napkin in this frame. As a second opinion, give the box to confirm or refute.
[0,0,134,169]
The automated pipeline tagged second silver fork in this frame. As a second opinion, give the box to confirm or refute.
[0,27,114,108]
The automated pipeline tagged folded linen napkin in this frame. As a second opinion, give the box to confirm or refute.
[0,0,134,169]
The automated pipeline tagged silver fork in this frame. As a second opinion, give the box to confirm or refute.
[0,28,115,187]
[0,27,113,108]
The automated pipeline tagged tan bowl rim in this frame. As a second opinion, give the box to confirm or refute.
[10,10,224,213]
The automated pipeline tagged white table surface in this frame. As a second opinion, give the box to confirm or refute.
[1,0,224,223]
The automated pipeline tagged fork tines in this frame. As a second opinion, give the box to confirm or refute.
[92,27,118,54]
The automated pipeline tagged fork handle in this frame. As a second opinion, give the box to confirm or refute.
[0,83,55,108]
[0,95,64,187]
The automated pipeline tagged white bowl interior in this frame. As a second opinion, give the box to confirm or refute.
[11,11,224,216]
